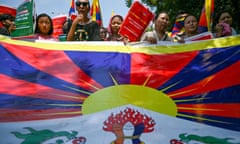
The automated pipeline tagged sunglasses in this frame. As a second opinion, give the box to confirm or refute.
[75,1,89,7]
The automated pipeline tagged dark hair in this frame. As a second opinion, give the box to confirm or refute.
[177,10,188,15]
[215,9,233,23]
[75,0,91,12]
[0,14,15,21]
[107,14,123,35]
[35,13,53,35]
[176,10,189,19]
[183,14,197,23]
[154,11,169,21]
[75,0,90,6]
[100,26,107,32]
[62,18,72,34]
[111,15,123,22]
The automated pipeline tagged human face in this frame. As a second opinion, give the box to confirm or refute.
[8,20,16,32]
[111,16,122,34]
[100,28,107,40]
[38,16,51,35]
[3,19,16,32]
[218,12,232,26]
[184,15,198,34]
[75,0,89,15]
[155,13,169,32]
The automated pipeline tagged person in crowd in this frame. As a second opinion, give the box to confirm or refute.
[58,17,72,41]
[214,9,237,38]
[175,15,199,43]
[67,0,100,41]
[100,26,108,41]
[62,17,72,35]
[141,11,171,44]
[0,14,16,36]
[106,14,124,41]
[34,13,57,41]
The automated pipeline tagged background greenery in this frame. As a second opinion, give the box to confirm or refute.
[124,0,240,33]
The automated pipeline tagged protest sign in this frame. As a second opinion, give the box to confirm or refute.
[11,0,36,37]
[119,1,154,42]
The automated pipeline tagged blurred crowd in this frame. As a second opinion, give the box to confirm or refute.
[0,0,238,44]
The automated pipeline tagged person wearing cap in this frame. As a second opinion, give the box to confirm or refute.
[0,14,16,36]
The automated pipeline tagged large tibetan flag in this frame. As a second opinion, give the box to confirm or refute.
[0,35,240,143]
[90,0,102,26]
[68,0,76,20]
[198,0,214,33]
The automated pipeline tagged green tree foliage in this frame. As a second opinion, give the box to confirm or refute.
[124,0,239,33]
[125,0,133,7]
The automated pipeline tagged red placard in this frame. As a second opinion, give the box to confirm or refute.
[119,1,154,42]
[52,15,67,39]
[0,4,17,17]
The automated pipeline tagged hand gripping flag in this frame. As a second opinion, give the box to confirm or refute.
[90,0,102,26]
[0,35,240,143]
[198,0,214,33]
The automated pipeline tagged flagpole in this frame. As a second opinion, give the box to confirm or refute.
[90,0,103,26]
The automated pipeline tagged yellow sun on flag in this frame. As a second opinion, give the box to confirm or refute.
[82,85,177,117]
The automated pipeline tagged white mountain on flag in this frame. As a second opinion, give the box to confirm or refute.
[1,105,239,144]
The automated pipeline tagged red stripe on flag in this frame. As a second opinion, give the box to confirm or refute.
[0,74,86,102]
[2,42,103,91]
[169,61,240,98]
[178,103,240,119]
[131,51,199,88]
[0,108,81,122]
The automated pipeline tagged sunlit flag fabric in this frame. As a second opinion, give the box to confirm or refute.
[68,0,76,20]
[0,35,240,143]
[198,0,214,33]
[90,0,102,26]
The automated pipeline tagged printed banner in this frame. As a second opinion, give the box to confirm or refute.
[0,35,240,144]
[11,0,35,37]
[119,1,154,42]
